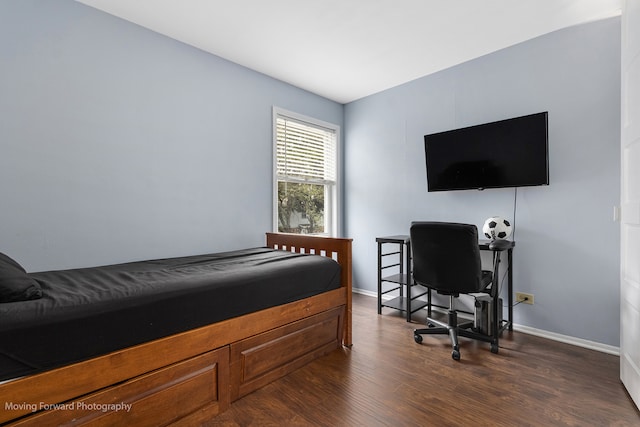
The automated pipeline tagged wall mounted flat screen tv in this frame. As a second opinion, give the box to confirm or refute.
[424,112,549,192]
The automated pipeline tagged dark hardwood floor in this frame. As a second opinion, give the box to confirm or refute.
[207,293,639,426]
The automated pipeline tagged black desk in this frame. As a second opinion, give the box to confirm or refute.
[376,235,514,333]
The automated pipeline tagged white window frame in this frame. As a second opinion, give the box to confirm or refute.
[272,107,341,237]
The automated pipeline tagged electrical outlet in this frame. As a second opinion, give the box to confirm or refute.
[516,292,534,305]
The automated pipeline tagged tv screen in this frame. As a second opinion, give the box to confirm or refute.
[424,112,549,192]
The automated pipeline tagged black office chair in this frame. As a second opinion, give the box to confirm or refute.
[411,221,505,360]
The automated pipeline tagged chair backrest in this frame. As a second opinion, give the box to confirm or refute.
[410,221,484,295]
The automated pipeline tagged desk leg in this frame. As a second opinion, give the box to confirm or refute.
[492,253,500,347]
[405,241,411,322]
[377,242,382,315]
[508,248,513,331]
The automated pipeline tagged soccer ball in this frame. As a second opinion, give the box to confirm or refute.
[482,216,512,240]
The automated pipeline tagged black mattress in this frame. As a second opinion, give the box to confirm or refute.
[0,247,341,381]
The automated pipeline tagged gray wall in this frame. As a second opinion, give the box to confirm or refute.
[0,1,343,271]
[0,1,622,347]
[344,18,621,347]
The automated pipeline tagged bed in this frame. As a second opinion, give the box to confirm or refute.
[0,233,352,426]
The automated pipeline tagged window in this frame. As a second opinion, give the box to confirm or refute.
[273,108,339,236]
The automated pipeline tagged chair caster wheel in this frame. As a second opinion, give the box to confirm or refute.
[452,349,460,360]
[414,334,423,344]
[491,343,499,354]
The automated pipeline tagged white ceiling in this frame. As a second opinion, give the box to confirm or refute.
[76,0,621,104]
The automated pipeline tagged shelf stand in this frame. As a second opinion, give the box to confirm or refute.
[376,235,428,321]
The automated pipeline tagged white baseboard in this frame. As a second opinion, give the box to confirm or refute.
[354,288,378,298]
[512,324,619,355]
[353,287,620,356]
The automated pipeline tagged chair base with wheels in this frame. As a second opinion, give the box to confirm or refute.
[413,295,498,360]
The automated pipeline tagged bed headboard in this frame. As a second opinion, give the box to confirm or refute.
[266,233,352,288]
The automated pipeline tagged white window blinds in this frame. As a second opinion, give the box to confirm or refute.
[276,116,337,183]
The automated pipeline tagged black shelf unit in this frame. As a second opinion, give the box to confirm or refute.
[376,235,429,321]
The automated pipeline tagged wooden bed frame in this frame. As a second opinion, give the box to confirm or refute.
[0,233,352,426]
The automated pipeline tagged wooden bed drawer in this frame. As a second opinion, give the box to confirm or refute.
[7,347,230,427]
[230,305,345,401]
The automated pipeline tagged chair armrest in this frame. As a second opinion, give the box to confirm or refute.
[488,239,514,251]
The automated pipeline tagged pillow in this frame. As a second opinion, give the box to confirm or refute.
[0,252,42,303]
